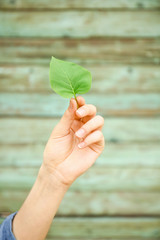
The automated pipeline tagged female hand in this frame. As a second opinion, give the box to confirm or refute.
[42,96,105,186]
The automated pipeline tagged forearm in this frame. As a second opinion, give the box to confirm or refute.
[12,165,69,240]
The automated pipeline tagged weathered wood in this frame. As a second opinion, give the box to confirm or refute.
[47,217,160,238]
[0,0,160,10]
[1,64,160,93]
[0,217,160,240]
[45,238,157,240]
[0,143,160,168]
[0,93,160,117]
[0,167,160,192]
[0,216,159,238]
[0,11,160,37]
[0,190,160,216]
[0,118,160,144]
[0,38,159,64]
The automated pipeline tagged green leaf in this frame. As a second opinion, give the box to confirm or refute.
[49,57,92,99]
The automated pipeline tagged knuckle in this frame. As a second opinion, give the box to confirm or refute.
[81,105,88,113]
[96,130,103,138]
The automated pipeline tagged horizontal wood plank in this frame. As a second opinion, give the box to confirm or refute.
[1,11,160,37]
[47,217,160,238]
[0,167,159,192]
[0,118,160,144]
[0,143,160,168]
[0,93,160,117]
[0,38,159,65]
[0,0,160,10]
[0,190,160,216]
[1,64,160,93]
[0,216,159,238]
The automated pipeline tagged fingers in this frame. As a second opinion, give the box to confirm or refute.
[76,96,85,108]
[78,130,105,150]
[51,98,77,137]
[75,115,104,139]
[76,104,97,118]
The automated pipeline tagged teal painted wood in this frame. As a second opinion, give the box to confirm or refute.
[1,0,160,10]
[0,93,160,117]
[0,11,160,37]
[1,65,160,93]
[0,38,160,64]
[0,167,160,192]
[0,143,160,168]
[0,118,160,144]
[0,190,160,216]
[47,217,160,238]
[0,216,160,239]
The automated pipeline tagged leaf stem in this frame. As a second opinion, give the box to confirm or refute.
[74,94,79,109]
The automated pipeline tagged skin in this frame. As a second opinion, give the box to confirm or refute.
[12,96,105,240]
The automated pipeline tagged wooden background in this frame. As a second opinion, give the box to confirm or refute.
[0,0,160,239]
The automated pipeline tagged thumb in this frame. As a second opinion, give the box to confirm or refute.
[51,98,77,137]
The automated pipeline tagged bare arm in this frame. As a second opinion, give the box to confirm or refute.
[12,96,105,240]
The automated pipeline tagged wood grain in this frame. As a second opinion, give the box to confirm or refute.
[0,167,160,192]
[0,216,159,238]
[0,143,160,168]
[0,190,160,216]
[0,118,160,144]
[0,92,160,117]
[0,38,159,64]
[1,64,160,93]
[0,0,160,10]
[1,11,160,37]
[47,217,160,238]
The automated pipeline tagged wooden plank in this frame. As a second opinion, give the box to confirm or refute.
[1,64,160,93]
[0,143,160,168]
[47,217,160,238]
[45,238,157,240]
[0,216,160,239]
[0,11,160,38]
[0,190,160,216]
[0,167,160,192]
[0,0,160,10]
[0,118,160,144]
[0,38,159,65]
[0,92,160,117]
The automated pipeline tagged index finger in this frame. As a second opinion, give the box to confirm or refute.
[76,96,85,108]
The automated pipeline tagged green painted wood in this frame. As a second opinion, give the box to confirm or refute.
[45,238,157,240]
[0,216,159,238]
[0,93,160,117]
[0,167,160,192]
[0,118,160,144]
[47,217,160,238]
[1,65,160,93]
[0,38,159,65]
[0,143,160,168]
[0,0,160,10]
[0,190,160,216]
[0,11,160,37]
[45,239,156,240]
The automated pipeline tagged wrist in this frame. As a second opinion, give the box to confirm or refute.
[38,164,70,192]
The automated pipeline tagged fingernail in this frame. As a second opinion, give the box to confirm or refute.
[78,141,86,148]
[76,108,85,117]
[76,128,85,138]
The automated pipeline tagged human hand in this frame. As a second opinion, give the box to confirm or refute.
[42,96,105,187]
